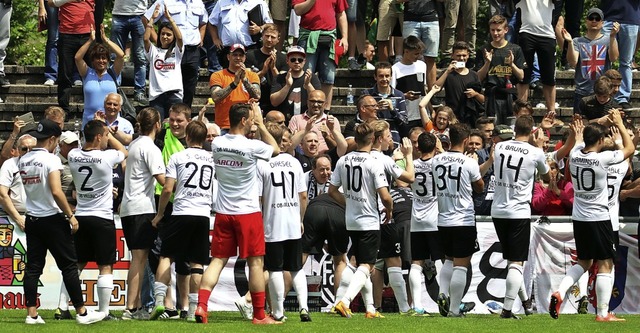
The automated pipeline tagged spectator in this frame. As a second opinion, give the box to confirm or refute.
[288,90,341,153]
[265,110,286,125]
[145,0,208,107]
[57,131,79,209]
[402,0,439,89]
[440,0,477,67]
[475,116,494,149]
[532,159,574,216]
[305,154,332,201]
[245,23,288,113]
[0,134,35,231]
[267,0,288,52]
[271,46,321,121]
[435,41,484,127]
[209,44,260,131]
[346,0,367,71]
[96,93,135,146]
[39,0,59,86]
[110,0,149,105]
[360,40,376,70]
[377,0,403,63]
[206,122,221,142]
[603,69,622,96]
[578,76,619,124]
[202,0,222,73]
[424,105,458,136]
[0,0,9,88]
[466,129,484,156]
[343,95,380,151]
[74,25,125,127]
[293,0,348,112]
[391,36,427,129]
[295,131,320,172]
[144,5,184,120]
[552,0,585,71]
[474,124,514,215]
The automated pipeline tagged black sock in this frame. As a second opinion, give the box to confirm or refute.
[31,315,39,319]
[79,310,87,316]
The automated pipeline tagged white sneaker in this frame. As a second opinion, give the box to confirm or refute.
[44,79,55,86]
[73,80,83,87]
[234,296,253,320]
[25,315,46,324]
[76,309,106,325]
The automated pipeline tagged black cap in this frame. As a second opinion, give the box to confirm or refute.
[29,119,62,139]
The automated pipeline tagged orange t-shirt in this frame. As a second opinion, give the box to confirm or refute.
[209,69,260,129]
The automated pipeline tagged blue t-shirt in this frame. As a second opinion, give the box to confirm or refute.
[82,67,117,127]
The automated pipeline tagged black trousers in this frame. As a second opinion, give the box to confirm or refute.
[24,213,84,308]
[181,45,201,107]
[57,33,90,113]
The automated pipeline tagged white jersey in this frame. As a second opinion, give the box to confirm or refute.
[371,150,404,223]
[0,157,26,214]
[18,149,63,217]
[146,44,184,100]
[491,140,549,219]
[304,171,329,201]
[569,143,624,222]
[411,157,438,232]
[68,149,125,220]
[607,161,628,232]
[430,151,481,227]
[165,148,215,217]
[330,151,388,231]
[120,136,165,217]
[212,134,273,215]
[258,154,307,242]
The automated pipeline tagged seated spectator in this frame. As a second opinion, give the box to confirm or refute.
[532,159,574,216]
[578,76,619,124]
[603,69,622,96]
[94,93,135,146]
[206,123,221,143]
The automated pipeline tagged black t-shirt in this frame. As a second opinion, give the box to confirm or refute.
[477,42,525,98]
[404,0,438,22]
[271,71,321,121]
[444,70,481,113]
[391,187,413,224]
[245,49,287,112]
[579,95,620,120]
[295,152,313,172]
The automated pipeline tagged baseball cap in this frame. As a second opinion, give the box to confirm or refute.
[586,8,604,20]
[229,43,246,53]
[287,45,306,57]
[29,119,62,139]
[60,131,80,144]
[438,133,451,146]
[492,125,514,140]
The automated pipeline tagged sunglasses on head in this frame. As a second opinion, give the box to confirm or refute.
[587,15,602,21]
[289,57,305,63]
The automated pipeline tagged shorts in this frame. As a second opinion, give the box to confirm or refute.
[411,231,444,261]
[349,230,380,265]
[74,216,116,265]
[403,21,439,58]
[492,218,531,261]
[121,214,157,250]
[377,0,403,41]
[302,203,349,256]
[438,225,479,258]
[346,0,367,25]
[159,215,210,265]
[573,220,616,260]
[264,239,303,272]
[211,212,265,259]
[378,222,404,259]
[268,0,288,22]
[518,32,556,86]
[298,37,336,85]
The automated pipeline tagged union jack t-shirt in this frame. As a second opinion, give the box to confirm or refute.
[573,34,612,96]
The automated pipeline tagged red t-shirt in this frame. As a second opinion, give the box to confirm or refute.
[292,0,348,31]
[59,0,95,35]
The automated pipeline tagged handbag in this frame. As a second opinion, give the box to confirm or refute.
[106,68,138,125]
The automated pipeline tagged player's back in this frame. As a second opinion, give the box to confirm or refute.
[431,151,480,227]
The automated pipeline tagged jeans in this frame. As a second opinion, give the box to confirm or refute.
[182,45,201,107]
[442,0,477,58]
[402,21,439,58]
[150,90,182,121]
[110,15,147,94]
[604,22,639,104]
[203,0,222,73]
[57,33,90,113]
[44,3,59,81]
[298,37,336,85]
[140,259,156,311]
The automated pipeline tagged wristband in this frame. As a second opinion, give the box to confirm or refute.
[229,81,237,90]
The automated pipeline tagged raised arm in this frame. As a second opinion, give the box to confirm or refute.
[75,26,96,78]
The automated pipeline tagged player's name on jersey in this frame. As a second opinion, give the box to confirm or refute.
[78,192,106,199]
[193,154,214,162]
[68,156,103,164]
[345,155,368,163]
[344,193,368,203]
[494,180,521,191]
[415,197,434,204]
[502,144,531,155]
[270,201,299,209]
[438,192,461,199]
[19,161,43,168]
[183,191,212,198]
[570,157,599,166]
[576,193,598,200]
[439,155,468,165]
[607,166,626,175]
[216,159,243,167]
[214,147,246,156]
[269,160,294,168]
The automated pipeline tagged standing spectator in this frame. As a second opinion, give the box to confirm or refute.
[440,0,477,66]
[267,0,289,52]
[271,46,321,121]
[377,0,403,64]
[346,0,367,70]
[39,0,59,86]
[391,36,427,129]
[57,131,79,210]
[293,0,348,112]
[552,0,585,70]
[0,0,9,88]
[74,25,125,128]
[110,0,149,105]
[601,0,640,109]
[403,0,439,89]
[202,0,222,73]
[145,0,207,108]
[361,40,376,69]
[245,23,288,113]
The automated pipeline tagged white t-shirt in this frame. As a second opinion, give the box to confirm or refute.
[212,134,274,215]
[607,161,628,232]
[68,148,125,220]
[0,157,26,214]
[120,136,166,217]
[257,153,307,242]
[516,0,556,39]
[411,157,438,232]
[430,151,481,227]
[491,140,549,219]
[569,143,624,221]
[146,44,184,100]
[391,60,427,121]
[166,148,215,217]
[18,149,64,217]
[330,151,388,231]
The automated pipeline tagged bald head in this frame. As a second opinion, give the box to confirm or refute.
[265,110,286,125]
[307,90,326,117]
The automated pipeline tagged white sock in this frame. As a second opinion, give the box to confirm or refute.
[557,265,585,298]
[388,266,410,312]
[518,279,528,302]
[335,266,354,304]
[449,266,467,315]
[188,293,198,317]
[341,266,369,308]
[578,270,589,297]
[153,281,168,307]
[409,264,424,310]
[362,274,376,313]
[267,271,285,318]
[503,264,523,312]
[595,273,613,317]
[97,274,114,314]
[439,260,453,296]
[610,267,615,288]
[58,284,70,311]
[291,270,309,311]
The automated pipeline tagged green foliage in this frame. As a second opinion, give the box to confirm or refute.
[6,2,45,66]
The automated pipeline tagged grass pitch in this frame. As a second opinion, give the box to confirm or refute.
[1,310,638,332]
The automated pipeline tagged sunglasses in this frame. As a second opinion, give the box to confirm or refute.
[309,100,325,105]
[19,146,32,152]
[289,57,305,63]
[587,15,602,22]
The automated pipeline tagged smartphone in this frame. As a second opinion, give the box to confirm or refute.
[455,61,466,69]
[17,112,34,124]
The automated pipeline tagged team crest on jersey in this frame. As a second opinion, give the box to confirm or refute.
[154,59,176,70]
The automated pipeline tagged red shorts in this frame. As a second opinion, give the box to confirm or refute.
[211,212,265,258]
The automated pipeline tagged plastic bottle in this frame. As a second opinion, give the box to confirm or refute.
[505,75,513,89]
[346,84,354,106]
